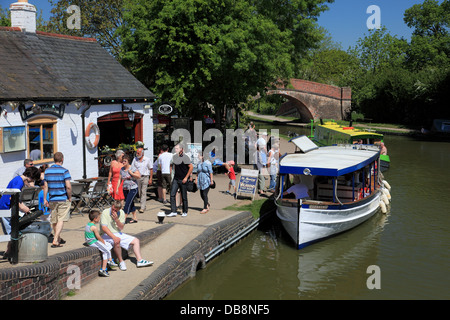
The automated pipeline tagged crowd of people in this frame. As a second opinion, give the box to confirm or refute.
[0,122,280,276]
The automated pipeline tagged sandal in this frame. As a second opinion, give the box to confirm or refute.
[129,219,138,224]
[51,244,63,248]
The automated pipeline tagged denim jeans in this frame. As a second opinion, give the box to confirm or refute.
[123,188,138,214]
[269,174,277,190]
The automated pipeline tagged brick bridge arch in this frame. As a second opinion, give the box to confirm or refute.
[266,79,351,121]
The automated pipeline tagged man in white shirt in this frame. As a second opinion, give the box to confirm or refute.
[131,148,153,213]
[157,144,173,204]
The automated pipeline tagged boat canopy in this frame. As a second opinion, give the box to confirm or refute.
[318,122,383,139]
[279,144,380,177]
[289,135,319,153]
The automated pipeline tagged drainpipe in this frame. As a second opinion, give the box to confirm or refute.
[81,101,93,179]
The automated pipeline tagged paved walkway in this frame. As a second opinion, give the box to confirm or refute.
[0,133,297,300]
[0,172,268,300]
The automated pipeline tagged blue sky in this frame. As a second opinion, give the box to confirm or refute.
[0,0,433,49]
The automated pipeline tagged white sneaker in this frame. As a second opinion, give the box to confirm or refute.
[119,261,127,271]
[167,212,177,217]
[181,212,187,217]
[137,259,154,268]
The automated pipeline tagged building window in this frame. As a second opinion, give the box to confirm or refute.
[27,118,57,163]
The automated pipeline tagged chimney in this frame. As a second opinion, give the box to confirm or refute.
[10,0,36,33]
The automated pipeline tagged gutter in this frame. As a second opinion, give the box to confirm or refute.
[81,101,93,179]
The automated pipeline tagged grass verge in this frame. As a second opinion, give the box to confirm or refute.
[224,198,275,219]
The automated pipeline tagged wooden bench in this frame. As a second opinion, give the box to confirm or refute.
[317,183,361,203]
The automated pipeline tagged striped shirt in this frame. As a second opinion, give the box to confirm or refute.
[44,164,71,202]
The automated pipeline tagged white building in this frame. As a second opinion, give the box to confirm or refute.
[0,1,156,186]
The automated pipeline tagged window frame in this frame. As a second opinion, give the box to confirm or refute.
[27,117,58,164]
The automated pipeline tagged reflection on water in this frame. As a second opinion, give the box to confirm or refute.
[166,124,450,300]
[167,212,389,300]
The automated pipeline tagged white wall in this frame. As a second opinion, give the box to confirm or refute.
[0,102,154,188]
[0,106,30,188]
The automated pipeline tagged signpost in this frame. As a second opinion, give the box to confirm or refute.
[236,169,258,200]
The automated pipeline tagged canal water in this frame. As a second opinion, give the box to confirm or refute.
[166,122,450,300]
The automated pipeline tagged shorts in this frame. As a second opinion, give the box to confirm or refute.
[102,232,136,251]
[156,170,162,187]
[49,200,71,224]
[161,173,172,189]
[229,179,236,186]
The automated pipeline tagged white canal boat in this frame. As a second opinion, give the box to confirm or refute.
[275,136,391,249]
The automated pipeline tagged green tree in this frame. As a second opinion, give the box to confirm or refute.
[46,0,123,58]
[0,5,10,27]
[119,0,295,127]
[404,0,450,70]
[404,0,449,38]
[305,48,360,86]
[348,26,408,74]
[252,0,334,75]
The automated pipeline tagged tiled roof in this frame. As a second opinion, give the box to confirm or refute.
[0,28,155,101]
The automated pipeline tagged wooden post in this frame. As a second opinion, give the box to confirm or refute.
[9,192,20,264]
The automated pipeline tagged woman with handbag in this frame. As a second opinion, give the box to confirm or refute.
[107,150,125,206]
[195,154,214,214]
[117,154,141,223]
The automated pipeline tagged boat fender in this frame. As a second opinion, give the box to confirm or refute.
[382,188,391,200]
[382,180,391,191]
[379,200,387,214]
[381,194,389,205]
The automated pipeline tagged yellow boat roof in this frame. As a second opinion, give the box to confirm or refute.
[319,121,383,138]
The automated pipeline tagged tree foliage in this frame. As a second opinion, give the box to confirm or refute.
[306,0,450,126]
[118,0,331,125]
[46,0,123,58]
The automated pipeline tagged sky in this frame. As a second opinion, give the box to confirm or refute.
[0,0,434,50]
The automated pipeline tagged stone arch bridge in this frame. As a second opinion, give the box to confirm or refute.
[266,79,351,121]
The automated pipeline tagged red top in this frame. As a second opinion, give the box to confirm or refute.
[228,166,236,180]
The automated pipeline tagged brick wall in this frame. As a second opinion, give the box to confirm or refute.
[290,79,343,100]
[0,223,171,300]
[0,212,257,300]
[123,211,256,300]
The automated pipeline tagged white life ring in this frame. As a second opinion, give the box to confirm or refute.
[85,122,100,149]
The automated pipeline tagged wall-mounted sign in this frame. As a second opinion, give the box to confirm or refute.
[0,126,26,153]
[19,103,65,121]
[158,103,173,115]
